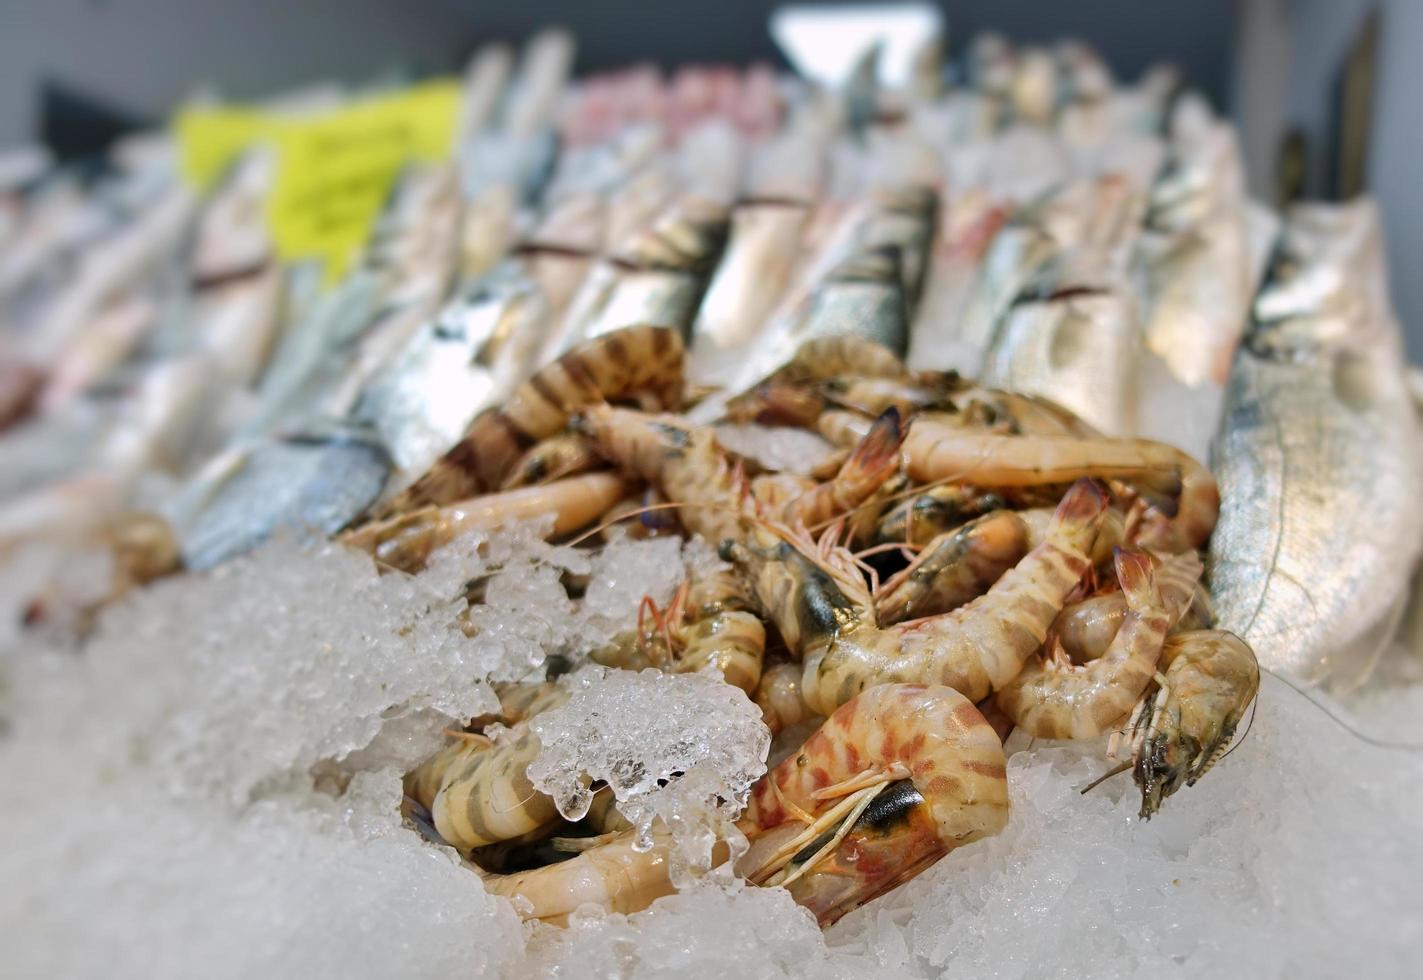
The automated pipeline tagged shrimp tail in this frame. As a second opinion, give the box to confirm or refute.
[1113,547,1155,609]
[842,406,904,485]
[1048,478,1110,551]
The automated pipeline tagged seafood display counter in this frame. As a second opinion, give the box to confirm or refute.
[2,25,1421,980]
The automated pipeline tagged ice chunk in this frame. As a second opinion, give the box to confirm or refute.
[568,530,733,657]
[528,666,769,869]
[578,531,686,644]
[7,523,602,808]
[714,424,838,477]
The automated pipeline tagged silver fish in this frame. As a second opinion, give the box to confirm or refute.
[859,185,937,318]
[978,178,1144,435]
[1140,123,1254,389]
[687,125,826,386]
[981,252,1140,436]
[795,244,908,353]
[953,183,1089,372]
[688,198,812,384]
[539,195,727,362]
[178,422,391,571]
[1208,200,1423,692]
[352,263,548,479]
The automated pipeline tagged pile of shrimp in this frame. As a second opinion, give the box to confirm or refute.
[357,324,1259,928]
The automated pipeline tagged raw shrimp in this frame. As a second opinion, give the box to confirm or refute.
[487,680,572,725]
[751,473,817,514]
[476,827,700,923]
[595,487,677,541]
[406,725,564,851]
[817,376,944,418]
[379,324,684,514]
[875,510,1030,624]
[902,419,1187,509]
[771,335,911,385]
[780,408,904,530]
[591,569,766,693]
[342,471,628,573]
[499,432,601,489]
[1127,629,1259,817]
[1050,554,1213,663]
[574,404,743,545]
[754,660,816,735]
[994,548,1191,739]
[874,484,1009,547]
[816,409,875,449]
[730,478,1108,713]
[725,379,827,427]
[1130,451,1220,552]
[735,683,1009,926]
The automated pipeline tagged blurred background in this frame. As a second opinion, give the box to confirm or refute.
[0,0,1417,354]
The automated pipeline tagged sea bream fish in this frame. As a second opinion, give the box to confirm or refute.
[1208,200,1423,692]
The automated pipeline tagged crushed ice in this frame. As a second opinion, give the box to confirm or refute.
[5,525,1423,977]
[528,665,769,872]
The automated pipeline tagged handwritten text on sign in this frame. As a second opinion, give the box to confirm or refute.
[176,82,460,281]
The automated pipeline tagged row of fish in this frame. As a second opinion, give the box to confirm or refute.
[0,30,1419,692]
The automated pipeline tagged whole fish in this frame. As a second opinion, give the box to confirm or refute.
[352,263,548,480]
[688,124,826,386]
[981,254,1140,436]
[951,179,1092,374]
[1140,121,1254,389]
[521,192,607,320]
[905,191,1005,373]
[694,199,893,415]
[795,244,908,353]
[858,185,937,318]
[979,177,1145,435]
[538,195,727,362]
[1208,200,1423,692]
[177,422,391,571]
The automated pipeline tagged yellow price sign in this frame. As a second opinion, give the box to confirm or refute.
[175,81,461,281]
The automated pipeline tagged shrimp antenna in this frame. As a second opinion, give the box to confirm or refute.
[805,464,985,535]
[1079,760,1132,795]
[565,498,746,547]
[1215,692,1259,764]
[1256,664,1423,751]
